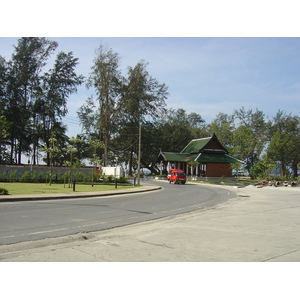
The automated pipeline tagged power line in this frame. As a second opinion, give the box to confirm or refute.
[61,117,81,126]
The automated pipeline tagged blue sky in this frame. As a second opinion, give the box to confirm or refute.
[1,37,300,136]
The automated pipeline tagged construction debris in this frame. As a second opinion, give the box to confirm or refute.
[255,180,299,188]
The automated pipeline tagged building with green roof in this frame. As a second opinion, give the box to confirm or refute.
[157,134,242,177]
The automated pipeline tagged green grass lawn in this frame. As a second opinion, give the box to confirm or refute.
[0,182,137,195]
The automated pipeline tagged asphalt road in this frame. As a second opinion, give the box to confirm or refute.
[0,180,236,245]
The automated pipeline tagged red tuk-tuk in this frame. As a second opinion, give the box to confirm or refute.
[167,169,186,184]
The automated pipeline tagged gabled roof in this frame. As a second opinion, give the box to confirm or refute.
[157,134,241,164]
[159,151,241,164]
[181,137,211,154]
[195,153,241,164]
[181,134,228,154]
[159,152,198,162]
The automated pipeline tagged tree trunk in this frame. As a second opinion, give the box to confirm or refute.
[140,158,159,175]
[10,137,14,164]
[18,136,22,164]
[128,146,133,176]
[281,161,288,178]
[291,162,298,178]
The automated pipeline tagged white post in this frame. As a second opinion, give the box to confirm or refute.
[137,123,141,186]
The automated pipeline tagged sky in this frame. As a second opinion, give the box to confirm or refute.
[1,36,300,137]
[1,1,300,138]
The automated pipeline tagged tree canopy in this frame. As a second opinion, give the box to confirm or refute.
[0,39,299,178]
[0,37,83,165]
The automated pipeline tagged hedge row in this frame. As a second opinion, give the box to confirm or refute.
[0,170,129,184]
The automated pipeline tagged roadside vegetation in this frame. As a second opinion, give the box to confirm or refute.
[0,38,299,181]
[0,182,136,195]
[0,169,134,195]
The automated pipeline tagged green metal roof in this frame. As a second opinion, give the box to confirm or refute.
[161,152,240,164]
[195,153,240,164]
[181,137,211,154]
[161,152,193,162]
[158,134,242,164]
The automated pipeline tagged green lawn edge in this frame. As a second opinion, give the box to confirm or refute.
[0,182,137,195]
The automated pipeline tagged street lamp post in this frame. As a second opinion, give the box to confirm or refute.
[137,123,141,186]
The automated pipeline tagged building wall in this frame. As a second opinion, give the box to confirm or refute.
[206,163,232,177]
[164,161,233,177]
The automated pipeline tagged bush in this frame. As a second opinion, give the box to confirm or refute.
[0,171,8,181]
[0,187,9,195]
[38,172,48,183]
[73,171,85,182]
[9,170,17,182]
[117,176,129,183]
[20,171,32,182]
[104,175,114,183]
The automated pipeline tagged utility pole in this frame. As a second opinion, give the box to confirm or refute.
[137,123,141,186]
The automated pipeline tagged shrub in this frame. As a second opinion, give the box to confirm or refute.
[73,171,85,182]
[20,171,32,182]
[34,172,47,183]
[117,176,129,183]
[0,171,8,181]
[104,175,114,183]
[63,170,71,181]
[0,187,9,195]
[88,170,101,182]
[9,170,17,182]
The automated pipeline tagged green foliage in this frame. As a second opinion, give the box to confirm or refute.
[101,175,129,183]
[20,171,32,182]
[232,125,259,175]
[32,171,48,183]
[9,170,17,182]
[81,50,169,173]
[267,111,300,178]
[0,171,8,181]
[62,170,71,181]
[88,170,101,182]
[0,115,9,142]
[0,187,8,195]
[250,157,276,179]
[208,112,234,149]
[3,38,58,164]
[1,37,83,165]
[1,40,300,180]
[104,175,114,183]
[117,176,129,183]
[230,162,243,178]
[72,171,85,182]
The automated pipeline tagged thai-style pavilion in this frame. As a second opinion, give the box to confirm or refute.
[157,134,242,178]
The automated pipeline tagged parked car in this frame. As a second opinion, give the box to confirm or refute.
[167,169,186,184]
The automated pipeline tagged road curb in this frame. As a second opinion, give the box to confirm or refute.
[0,185,161,202]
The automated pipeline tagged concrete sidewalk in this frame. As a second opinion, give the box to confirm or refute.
[1,184,300,261]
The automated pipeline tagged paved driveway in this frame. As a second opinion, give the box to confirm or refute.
[1,184,300,262]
